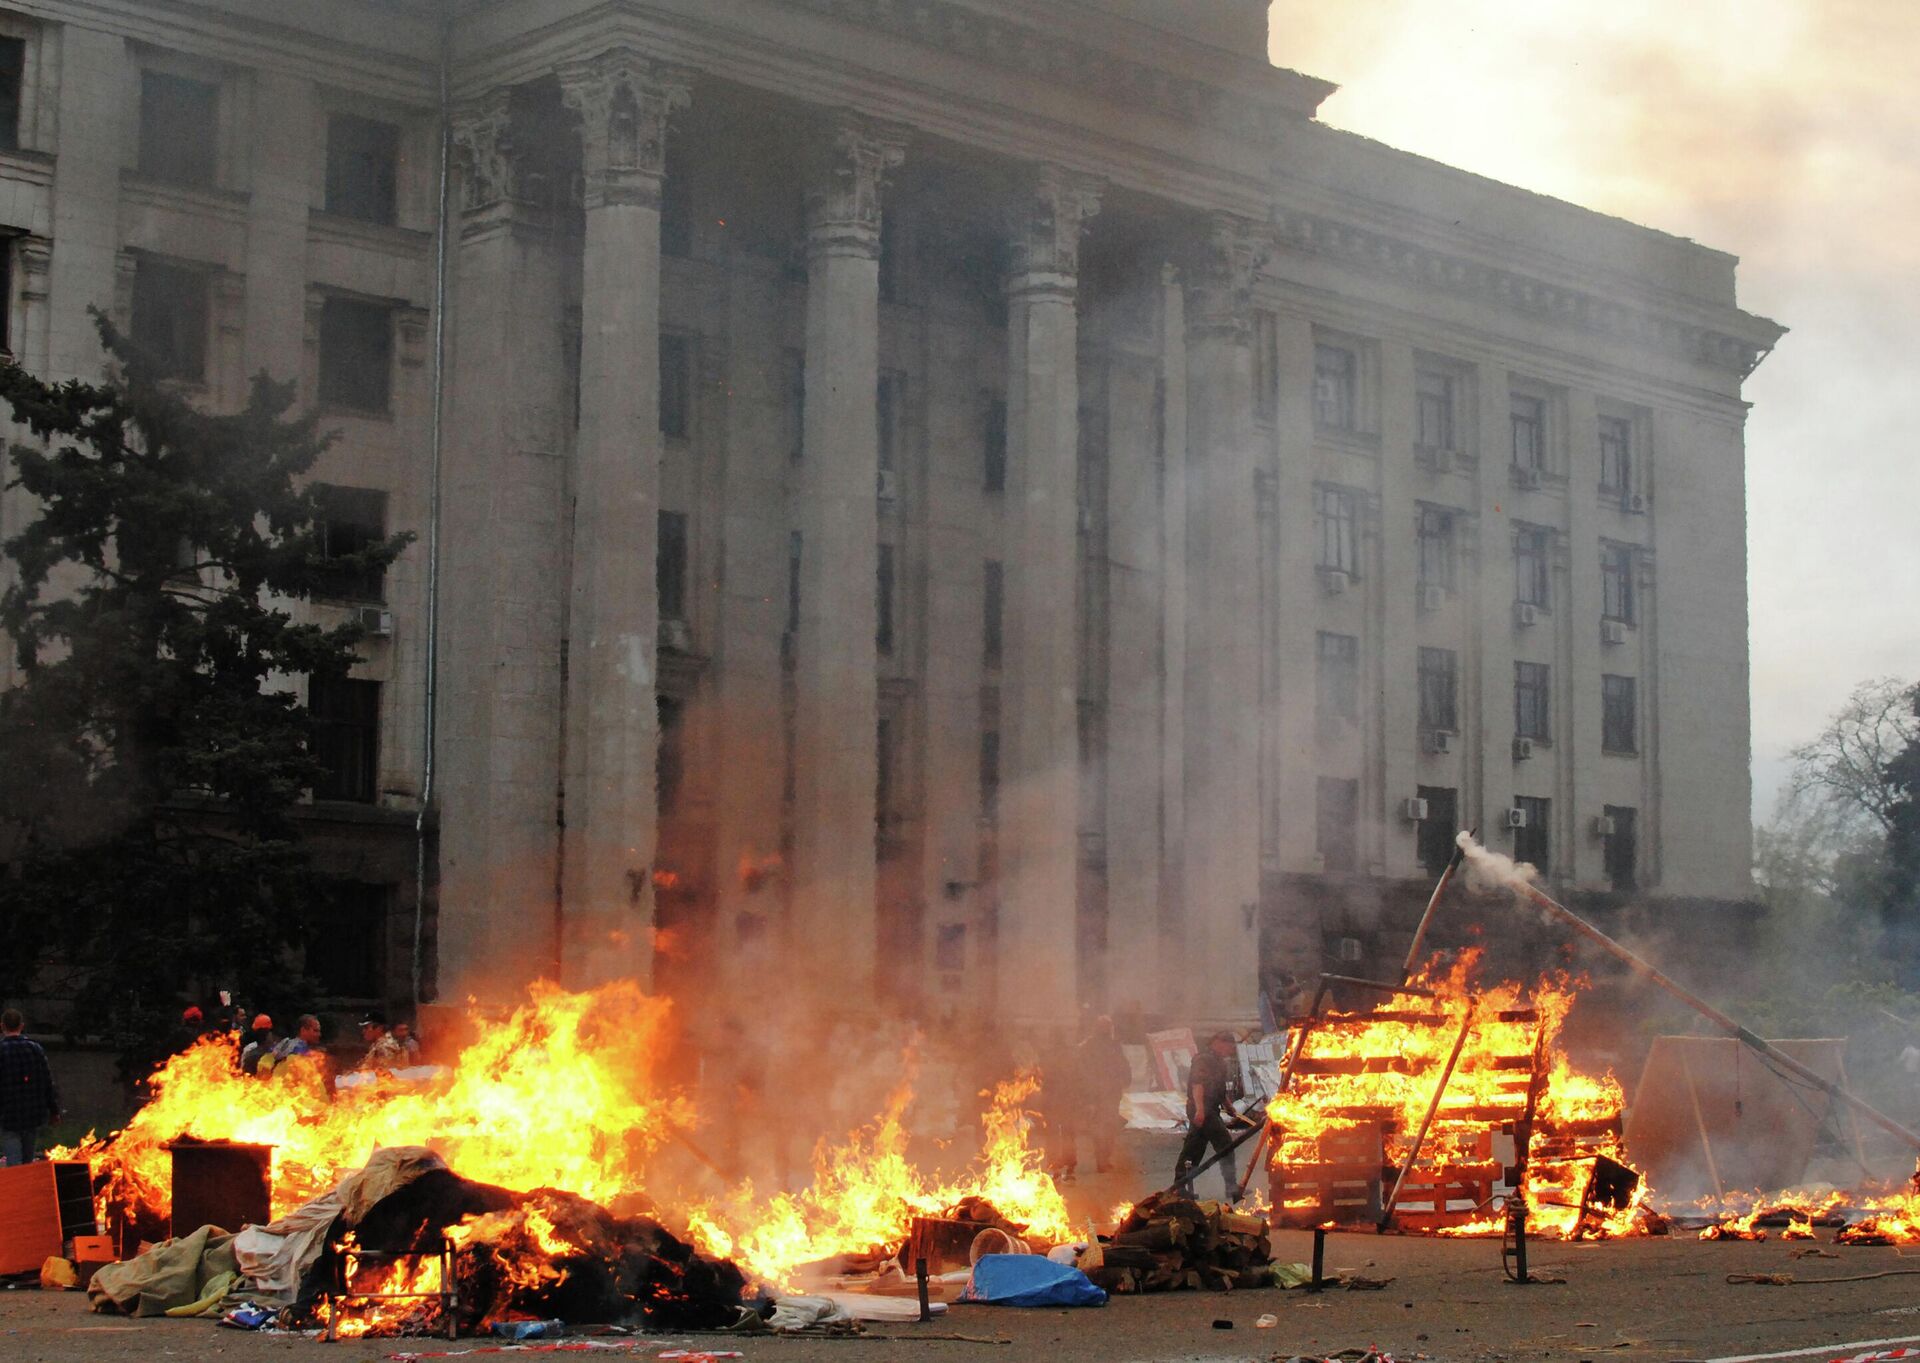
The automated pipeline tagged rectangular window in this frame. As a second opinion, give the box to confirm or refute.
[310,675,379,803]
[876,542,895,655]
[1511,392,1545,471]
[306,881,390,1000]
[324,113,399,225]
[1601,542,1635,623]
[659,333,692,439]
[1315,485,1358,575]
[979,727,1000,822]
[982,393,1007,493]
[315,485,388,602]
[1604,804,1638,892]
[656,695,685,818]
[0,36,24,152]
[660,156,692,258]
[877,369,906,472]
[318,297,393,413]
[1598,415,1632,497]
[657,509,688,623]
[784,349,805,461]
[1417,506,1456,590]
[1315,776,1359,873]
[1415,369,1454,452]
[982,559,1004,669]
[1418,646,1458,734]
[1602,674,1638,754]
[1416,785,1458,877]
[130,259,209,381]
[1514,526,1551,608]
[1313,343,1356,430]
[1252,310,1278,423]
[1316,631,1359,725]
[1515,661,1552,741]
[1513,795,1550,872]
[138,70,219,188]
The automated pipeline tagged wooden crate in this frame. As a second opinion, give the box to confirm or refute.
[0,1160,97,1276]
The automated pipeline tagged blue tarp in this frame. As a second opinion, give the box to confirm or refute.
[959,1254,1108,1308]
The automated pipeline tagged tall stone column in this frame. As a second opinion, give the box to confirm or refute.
[556,52,692,989]
[437,90,571,1001]
[790,114,905,1006]
[1000,166,1101,1024]
[1181,214,1270,1025]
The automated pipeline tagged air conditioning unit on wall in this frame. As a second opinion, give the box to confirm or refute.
[1513,466,1543,491]
[1504,806,1529,829]
[1601,619,1628,646]
[354,606,393,637]
[876,467,899,500]
[1592,814,1617,838]
[1418,583,1446,613]
[1514,602,1540,628]
[1320,567,1351,596]
[1403,796,1429,822]
[1423,730,1453,755]
[1512,736,1535,761]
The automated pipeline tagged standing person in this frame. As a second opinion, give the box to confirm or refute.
[392,1020,422,1063]
[1077,1015,1132,1174]
[1173,1031,1254,1201]
[240,1015,278,1075]
[357,1012,404,1070]
[1036,1028,1080,1184]
[0,1009,61,1166]
[263,1015,323,1076]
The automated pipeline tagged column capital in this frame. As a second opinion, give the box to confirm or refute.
[1184,211,1274,341]
[557,48,694,211]
[804,113,908,260]
[1006,164,1103,299]
[451,88,520,211]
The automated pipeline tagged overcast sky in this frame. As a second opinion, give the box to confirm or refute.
[1267,0,1920,824]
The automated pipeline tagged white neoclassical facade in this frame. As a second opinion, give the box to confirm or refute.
[0,0,1782,1028]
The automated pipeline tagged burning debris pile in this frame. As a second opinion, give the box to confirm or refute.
[1097,1193,1274,1292]
[1265,956,1647,1239]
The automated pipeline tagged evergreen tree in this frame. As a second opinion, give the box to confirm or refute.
[0,313,410,1066]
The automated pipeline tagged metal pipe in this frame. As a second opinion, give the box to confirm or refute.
[1309,1225,1326,1291]
[412,4,455,1012]
[1498,861,1920,1154]
[1403,830,1472,983]
[1378,1000,1475,1230]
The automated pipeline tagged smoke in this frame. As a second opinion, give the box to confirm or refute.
[1453,829,1538,899]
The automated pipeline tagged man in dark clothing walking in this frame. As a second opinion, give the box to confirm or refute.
[1173,1030,1252,1201]
[1,1008,61,1166]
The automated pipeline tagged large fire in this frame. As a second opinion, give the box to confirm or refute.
[58,980,1069,1292]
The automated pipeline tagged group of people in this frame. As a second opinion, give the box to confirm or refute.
[220,1007,423,1078]
[1034,1015,1136,1182]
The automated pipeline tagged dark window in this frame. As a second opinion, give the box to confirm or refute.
[1316,630,1358,724]
[1416,785,1458,877]
[1601,542,1635,623]
[982,393,1007,493]
[784,349,805,461]
[1415,369,1453,452]
[935,922,967,973]
[306,881,390,999]
[1315,485,1358,575]
[318,297,393,412]
[1513,795,1550,872]
[1418,646,1458,734]
[982,559,1004,669]
[660,152,692,258]
[1511,392,1545,470]
[1602,674,1637,754]
[877,370,905,472]
[310,675,379,803]
[1313,342,1355,429]
[785,530,802,636]
[324,114,399,225]
[1252,310,1278,423]
[1603,804,1638,892]
[0,37,24,152]
[1417,506,1455,590]
[876,542,895,655]
[659,333,692,439]
[130,259,209,381]
[138,70,218,188]
[657,510,688,623]
[1598,415,1632,497]
[315,485,388,602]
[875,713,896,855]
[1515,526,1551,608]
[1315,776,1359,872]
[656,695,685,818]
[979,727,1000,822]
[1515,661,1551,741]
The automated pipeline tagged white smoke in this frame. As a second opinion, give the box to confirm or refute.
[1454,828,1539,898]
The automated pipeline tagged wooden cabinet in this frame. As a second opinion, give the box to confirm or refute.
[0,1160,96,1275]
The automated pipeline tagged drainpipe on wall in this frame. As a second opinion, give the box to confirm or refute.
[413,10,454,1009]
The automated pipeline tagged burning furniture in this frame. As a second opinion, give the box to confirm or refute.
[1266,964,1638,1236]
[0,1158,97,1276]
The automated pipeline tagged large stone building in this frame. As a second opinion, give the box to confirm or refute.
[0,0,1781,1027]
